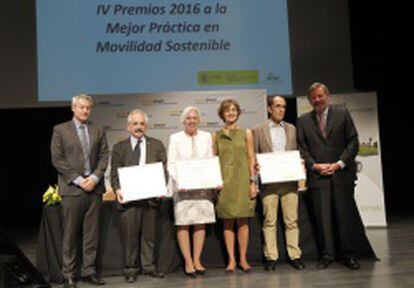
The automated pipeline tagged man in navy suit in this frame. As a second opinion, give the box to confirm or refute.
[297,82,374,270]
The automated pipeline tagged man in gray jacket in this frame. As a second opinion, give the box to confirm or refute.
[51,94,109,287]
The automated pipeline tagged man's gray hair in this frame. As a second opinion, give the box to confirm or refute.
[307,82,330,98]
[71,94,93,107]
[180,106,201,124]
[127,109,149,124]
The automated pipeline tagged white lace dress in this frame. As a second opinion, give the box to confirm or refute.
[167,130,216,226]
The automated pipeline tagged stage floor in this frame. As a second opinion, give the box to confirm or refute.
[10,215,414,288]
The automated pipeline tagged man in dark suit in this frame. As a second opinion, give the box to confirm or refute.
[253,95,305,271]
[110,109,167,283]
[297,82,373,270]
[51,94,109,287]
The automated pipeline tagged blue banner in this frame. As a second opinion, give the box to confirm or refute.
[37,0,292,101]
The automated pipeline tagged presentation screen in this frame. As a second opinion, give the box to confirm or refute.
[36,0,292,101]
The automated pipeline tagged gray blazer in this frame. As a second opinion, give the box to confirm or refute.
[50,120,109,196]
[297,106,359,188]
[253,121,298,195]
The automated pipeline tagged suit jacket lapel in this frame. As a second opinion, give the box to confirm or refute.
[263,122,273,152]
[311,110,326,141]
[325,107,334,138]
[284,124,292,150]
[69,121,84,151]
[145,137,151,164]
[124,139,136,166]
[70,120,95,152]
[86,121,98,152]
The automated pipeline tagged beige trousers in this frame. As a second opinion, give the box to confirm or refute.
[262,191,301,261]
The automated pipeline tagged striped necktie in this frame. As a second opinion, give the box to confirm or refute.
[318,112,327,138]
[78,124,91,173]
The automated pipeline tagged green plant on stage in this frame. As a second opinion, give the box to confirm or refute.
[42,184,62,206]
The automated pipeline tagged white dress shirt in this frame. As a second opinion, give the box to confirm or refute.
[269,120,287,152]
[130,135,147,165]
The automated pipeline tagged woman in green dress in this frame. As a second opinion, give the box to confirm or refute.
[213,99,258,273]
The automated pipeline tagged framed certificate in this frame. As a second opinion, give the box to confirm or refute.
[176,157,223,190]
[118,162,167,203]
[257,150,306,184]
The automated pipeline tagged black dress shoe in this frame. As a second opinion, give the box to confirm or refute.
[83,275,105,285]
[144,270,165,278]
[264,260,277,271]
[63,277,76,288]
[125,273,137,283]
[290,258,305,270]
[317,257,334,269]
[343,257,360,270]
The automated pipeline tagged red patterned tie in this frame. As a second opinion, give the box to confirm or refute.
[318,112,327,138]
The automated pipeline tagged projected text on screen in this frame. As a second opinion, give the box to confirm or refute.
[36,0,292,101]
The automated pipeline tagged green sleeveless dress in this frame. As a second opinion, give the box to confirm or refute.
[215,129,256,219]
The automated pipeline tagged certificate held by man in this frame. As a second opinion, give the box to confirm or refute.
[257,150,306,184]
[118,162,167,203]
[176,156,223,190]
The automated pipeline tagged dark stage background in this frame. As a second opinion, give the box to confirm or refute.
[0,1,401,231]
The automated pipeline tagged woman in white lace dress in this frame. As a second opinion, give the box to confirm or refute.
[167,106,216,276]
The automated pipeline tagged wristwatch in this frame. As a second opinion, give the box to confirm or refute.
[249,175,258,184]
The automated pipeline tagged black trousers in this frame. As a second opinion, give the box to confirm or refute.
[120,202,157,274]
[310,182,358,259]
[61,192,102,278]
